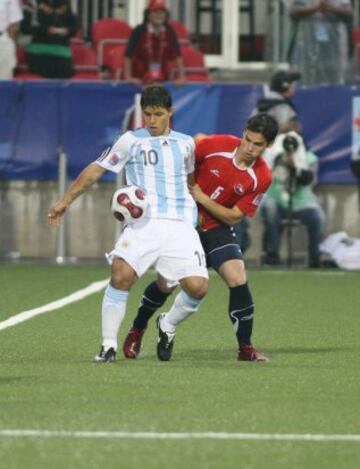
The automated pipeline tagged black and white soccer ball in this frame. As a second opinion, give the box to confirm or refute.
[111,185,148,223]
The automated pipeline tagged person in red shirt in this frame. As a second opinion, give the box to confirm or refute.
[124,0,185,85]
[122,114,278,362]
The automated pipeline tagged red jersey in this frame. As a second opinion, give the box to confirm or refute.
[195,134,272,231]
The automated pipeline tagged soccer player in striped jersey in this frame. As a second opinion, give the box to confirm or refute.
[48,85,208,363]
[123,113,278,362]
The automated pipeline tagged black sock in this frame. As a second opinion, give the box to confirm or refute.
[133,281,171,330]
[228,283,254,347]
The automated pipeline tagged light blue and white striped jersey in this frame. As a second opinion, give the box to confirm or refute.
[96,128,198,225]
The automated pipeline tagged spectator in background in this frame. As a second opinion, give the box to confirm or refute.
[287,0,353,85]
[0,0,23,80]
[253,70,302,134]
[260,132,326,267]
[23,0,77,78]
[124,0,185,85]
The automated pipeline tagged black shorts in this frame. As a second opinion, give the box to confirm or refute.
[199,226,243,271]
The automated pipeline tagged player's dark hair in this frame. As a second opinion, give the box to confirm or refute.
[245,113,279,143]
[140,85,172,110]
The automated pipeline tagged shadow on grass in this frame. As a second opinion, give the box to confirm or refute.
[0,376,38,384]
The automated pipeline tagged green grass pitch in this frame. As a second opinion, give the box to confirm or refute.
[0,264,359,468]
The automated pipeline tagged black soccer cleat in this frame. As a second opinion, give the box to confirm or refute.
[156,314,176,362]
[94,346,116,363]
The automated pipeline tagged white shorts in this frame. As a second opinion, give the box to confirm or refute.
[107,218,208,281]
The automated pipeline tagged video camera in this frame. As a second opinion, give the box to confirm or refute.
[282,134,299,153]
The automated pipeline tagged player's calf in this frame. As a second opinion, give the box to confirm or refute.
[156,313,176,361]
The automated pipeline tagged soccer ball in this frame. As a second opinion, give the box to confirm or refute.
[111,185,148,223]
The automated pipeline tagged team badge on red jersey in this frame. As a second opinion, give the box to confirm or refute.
[234,183,245,195]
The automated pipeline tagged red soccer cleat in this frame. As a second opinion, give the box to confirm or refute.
[122,327,146,359]
[238,344,270,363]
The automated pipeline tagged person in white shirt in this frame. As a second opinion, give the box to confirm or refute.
[0,0,23,79]
[48,85,208,363]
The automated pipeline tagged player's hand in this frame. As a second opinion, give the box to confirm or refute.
[189,183,207,205]
[48,201,68,226]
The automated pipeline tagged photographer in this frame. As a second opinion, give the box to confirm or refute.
[253,70,301,133]
[260,132,326,267]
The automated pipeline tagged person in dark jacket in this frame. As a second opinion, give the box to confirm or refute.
[253,70,302,134]
[124,0,185,85]
[24,0,77,78]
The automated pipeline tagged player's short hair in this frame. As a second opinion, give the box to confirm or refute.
[245,113,279,143]
[140,85,172,110]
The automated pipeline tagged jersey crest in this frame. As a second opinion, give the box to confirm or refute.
[234,183,245,195]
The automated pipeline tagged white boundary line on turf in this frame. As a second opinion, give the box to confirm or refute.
[0,430,359,442]
[0,279,108,332]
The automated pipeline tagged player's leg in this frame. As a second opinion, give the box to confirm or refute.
[156,276,208,361]
[202,226,269,362]
[122,274,176,359]
[217,259,268,362]
[155,222,208,361]
[94,258,137,362]
[95,218,162,362]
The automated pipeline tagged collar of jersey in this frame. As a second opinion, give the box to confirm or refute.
[232,148,256,171]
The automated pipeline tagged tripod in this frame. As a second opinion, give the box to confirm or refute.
[282,138,298,268]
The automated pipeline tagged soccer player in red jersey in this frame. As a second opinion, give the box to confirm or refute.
[123,113,278,362]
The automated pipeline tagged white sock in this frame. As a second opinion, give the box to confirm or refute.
[161,291,203,333]
[101,284,129,350]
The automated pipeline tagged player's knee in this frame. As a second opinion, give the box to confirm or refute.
[219,259,247,287]
[182,277,208,299]
[111,258,137,290]
[226,269,247,287]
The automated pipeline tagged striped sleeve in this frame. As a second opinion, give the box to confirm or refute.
[96,131,133,174]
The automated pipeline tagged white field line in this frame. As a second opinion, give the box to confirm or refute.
[0,430,359,442]
[0,279,108,332]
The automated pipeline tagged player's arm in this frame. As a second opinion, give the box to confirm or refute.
[48,163,106,225]
[190,183,245,225]
[187,172,195,187]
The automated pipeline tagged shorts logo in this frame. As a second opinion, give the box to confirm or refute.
[109,154,120,166]
[234,183,245,195]
[253,193,264,206]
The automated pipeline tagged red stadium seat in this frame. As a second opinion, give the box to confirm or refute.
[168,19,191,45]
[15,45,27,71]
[180,46,210,82]
[71,43,99,79]
[107,45,127,80]
[14,71,44,80]
[91,18,132,68]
